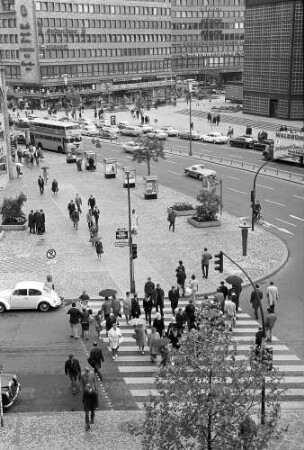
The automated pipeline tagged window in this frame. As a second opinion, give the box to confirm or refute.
[13,289,27,296]
[29,289,42,296]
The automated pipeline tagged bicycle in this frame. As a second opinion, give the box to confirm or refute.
[254,211,265,226]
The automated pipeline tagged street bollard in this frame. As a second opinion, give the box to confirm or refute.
[239,221,251,256]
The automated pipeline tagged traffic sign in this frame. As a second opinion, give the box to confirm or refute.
[116,228,128,240]
[46,249,56,259]
[115,241,129,247]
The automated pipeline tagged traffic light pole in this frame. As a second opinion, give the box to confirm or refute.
[125,171,136,293]
[251,160,271,231]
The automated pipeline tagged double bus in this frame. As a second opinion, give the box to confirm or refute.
[29,118,82,154]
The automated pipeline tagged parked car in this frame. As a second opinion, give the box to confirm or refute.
[120,125,143,137]
[0,281,63,313]
[159,126,179,137]
[229,135,254,148]
[184,164,217,180]
[146,129,168,140]
[179,130,201,141]
[122,141,140,154]
[81,125,100,137]
[138,124,154,133]
[117,121,129,130]
[200,132,229,144]
[102,124,120,134]
[100,128,118,140]
[1,372,21,410]
[15,134,27,145]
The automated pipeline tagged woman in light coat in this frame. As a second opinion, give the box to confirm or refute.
[108,323,122,360]
[147,327,160,363]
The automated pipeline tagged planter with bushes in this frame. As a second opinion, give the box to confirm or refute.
[188,190,222,228]
[169,202,196,217]
[0,192,27,231]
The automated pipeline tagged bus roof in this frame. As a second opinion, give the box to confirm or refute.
[30,118,79,128]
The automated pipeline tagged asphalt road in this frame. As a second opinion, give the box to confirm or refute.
[92,137,304,359]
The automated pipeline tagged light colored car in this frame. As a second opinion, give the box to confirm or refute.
[81,125,100,137]
[100,128,118,140]
[139,124,154,133]
[0,281,63,313]
[179,130,201,141]
[122,141,140,154]
[159,126,179,137]
[102,124,120,134]
[147,129,168,140]
[184,164,217,180]
[120,125,143,137]
[200,132,229,144]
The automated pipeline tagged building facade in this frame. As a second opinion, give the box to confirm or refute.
[243,0,303,119]
[0,0,173,106]
[171,0,245,84]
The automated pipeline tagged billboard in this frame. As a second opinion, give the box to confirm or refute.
[273,132,304,165]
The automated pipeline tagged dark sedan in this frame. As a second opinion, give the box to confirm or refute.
[229,136,254,149]
[179,130,201,141]
[1,372,21,409]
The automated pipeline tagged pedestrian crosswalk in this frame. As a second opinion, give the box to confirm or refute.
[97,300,304,413]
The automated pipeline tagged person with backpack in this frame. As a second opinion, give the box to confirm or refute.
[65,354,81,395]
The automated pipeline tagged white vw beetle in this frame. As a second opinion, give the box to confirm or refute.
[0,281,63,313]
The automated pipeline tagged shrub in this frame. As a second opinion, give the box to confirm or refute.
[195,190,220,222]
[0,192,27,225]
[172,202,195,211]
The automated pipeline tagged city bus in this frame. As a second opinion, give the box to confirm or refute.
[29,118,82,154]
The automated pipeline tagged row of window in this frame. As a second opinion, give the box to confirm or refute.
[38,18,171,30]
[0,34,18,44]
[172,0,244,5]
[36,2,170,16]
[172,10,243,18]
[41,60,171,79]
[173,33,244,42]
[41,47,171,60]
[4,66,21,79]
[39,33,171,45]
[173,22,244,31]
[0,18,17,28]
[173,55,242,67]
[0,50,19,59]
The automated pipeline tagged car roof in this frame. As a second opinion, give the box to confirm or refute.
[15,281,44,290]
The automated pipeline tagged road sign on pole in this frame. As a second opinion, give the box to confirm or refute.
[46,249,56,259]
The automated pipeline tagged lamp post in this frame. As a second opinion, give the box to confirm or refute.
[124,169,136,293]
[188,82,192,156]
[251,160,272,231]
[0,363,3,427]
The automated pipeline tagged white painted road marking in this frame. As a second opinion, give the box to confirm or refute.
[227,188,246,195]
[289,215,304,222]
[164,160,176,164]
[228,176,240,180]
[264,199,286,207]
[264,221,295,236]
[257,184,274,191]
[292,195,304,200]
[275,218,297,228]
[168,170,183,176]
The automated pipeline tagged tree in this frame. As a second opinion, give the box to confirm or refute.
[141,304,283,450]
[0,192,27,225]
[133,135,165,176]
[195,190,220,222]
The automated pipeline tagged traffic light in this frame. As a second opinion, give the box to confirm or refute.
[132,243,137,259]
[214,251,223,273]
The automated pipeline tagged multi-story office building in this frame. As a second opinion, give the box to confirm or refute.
[0,0,172,105]
[171,0,245,84]
[243,0,303,119]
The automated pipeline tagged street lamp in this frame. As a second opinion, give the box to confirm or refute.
[188,81,193,156]
[251,160,272,231]
[124,169,136,293]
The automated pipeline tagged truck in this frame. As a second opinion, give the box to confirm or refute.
[263,131,304,166]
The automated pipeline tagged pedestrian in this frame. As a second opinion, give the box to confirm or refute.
[266,281,279,313]
[229,283,242,312]
[16,164,22,178]
[40,209,46,234]
[89,223,98,245]
[80,308,91,340]
[105,313,116,337]
[131,209,139,235]
[189,274,199,302]
[153,312,165,338]
[224,297,236,331]
[207,112,212,124]
[17,147,23,163]
[67,302,81,338]
[37,175,44,194]
[216,114,220,126]
[71,209,80,230]
[86,209,93,230]
[184,298,196,331]
[213,288,225,312]
[88,195,96,211]
[35,210,44,235]
[131,293,141,319]
[175,307,185,334]
[95,239,104,259]
[92,205,100,227]
[79,290,90,304]
[168,285,179,315]
[255,326,264,358]
[67,200,76,218]
[144,277,155,300]
[201,248,212,279]
[176,261,186,297]
[167,318,181,350]
[212,116,217,126]
[108,322,122,360]
[218,281,229,299]
[94,310,103,338]
[88,342,104,380]
[246,125,252,136]
[75,193,82,213]
[143,294,153,326]
[265,308,277,342]
[111,295,121,320]
[80,367,98,392]
[159,342,170,367]
[28,210,35,234]
[123,292,132,324]
[33,147,40,165]
[65,354,81,395]
[167,207,176,232]
[51,179,58,194]
[33,209,40,234]
[250,284,263,320]
[147,327,160,363]
[153,284,165,317]
[101,297,112,320]
[133,323,147,354]
[83,383,99,431]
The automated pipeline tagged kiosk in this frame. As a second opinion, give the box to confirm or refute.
[123,167,136,188]
[144,175,158,199]
[104,158,117,178]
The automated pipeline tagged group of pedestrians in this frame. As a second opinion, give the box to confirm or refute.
[37,174,59,196]
[28,209,46,235]
[250,281,278,342]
